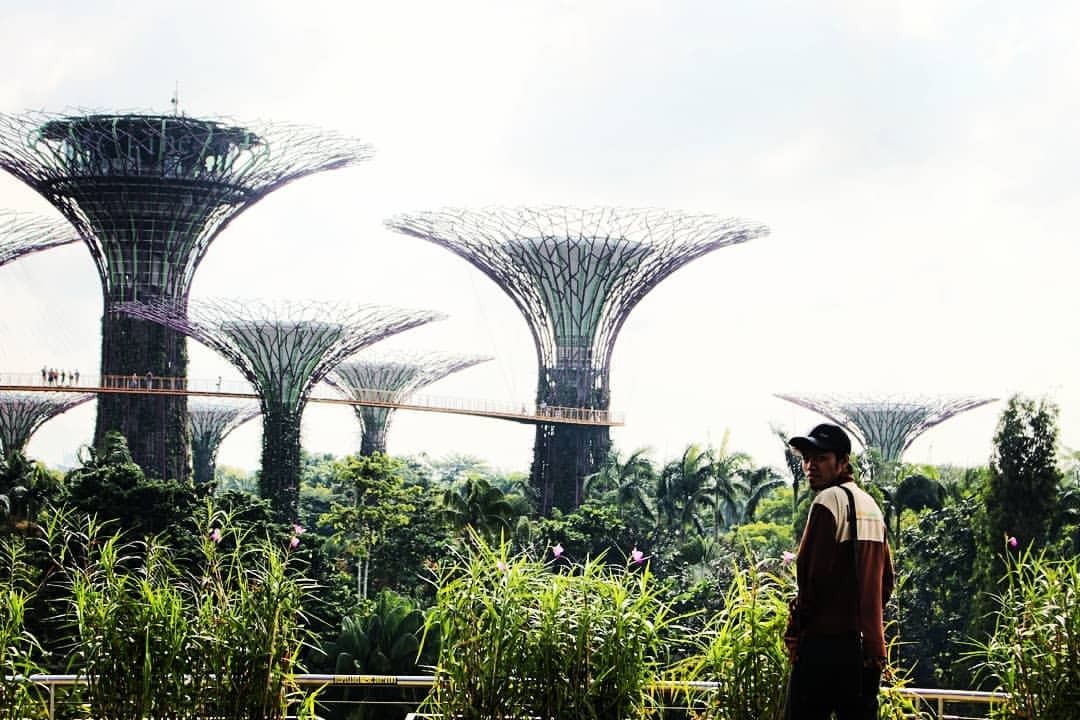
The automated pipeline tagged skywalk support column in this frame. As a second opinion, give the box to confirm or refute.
[0,112,371,480]
[386,207,769,515]
[118,298,443,521]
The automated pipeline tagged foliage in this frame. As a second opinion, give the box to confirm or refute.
[60,504,319,720]
[438,475,529,543]
[422,532,676,720]
[535,499,645,566]
[321,453,422,601]
[215,463,258,495]
[325,589,439,675]
[672,560,792,720]
[968,546,1079,720]
[0,531,48,719]
[971,396,1062,638]
[65,432,203,542]
[895,497,979,688]
[0,450,63,526]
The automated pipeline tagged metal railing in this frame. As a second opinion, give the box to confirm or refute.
[7,673,1009,719]
[0,371,625,427]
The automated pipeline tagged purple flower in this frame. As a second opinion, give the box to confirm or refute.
[630,547,645,564]
[496,559,508,572]
[782,551,796,565]
[552,543,564,559]
[210,528,222,544]
[290,535,300,548]
[293,524,306,536]
[1006,534,1018,548]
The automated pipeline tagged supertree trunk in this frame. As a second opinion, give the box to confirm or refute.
[191,437,215,487]
[259,405,302,522]
[97,308,189,481]
[358,414,389,457]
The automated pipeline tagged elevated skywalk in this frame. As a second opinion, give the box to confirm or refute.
[0,372,624,427]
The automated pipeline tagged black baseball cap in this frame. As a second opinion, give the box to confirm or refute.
[789,423,851,456]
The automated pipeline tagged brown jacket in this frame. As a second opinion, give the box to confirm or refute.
[785,480,894,662]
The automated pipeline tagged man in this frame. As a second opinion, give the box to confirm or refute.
[784,423,894,720]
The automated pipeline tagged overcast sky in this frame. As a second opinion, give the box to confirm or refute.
[1,1,1077,475]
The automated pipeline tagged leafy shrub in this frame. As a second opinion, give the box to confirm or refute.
[970,546,1079,719]
[422,532,675,720]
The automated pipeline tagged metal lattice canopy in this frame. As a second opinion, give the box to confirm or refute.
[188,399,260,485]
[0,111,373,303]
[117,298,445,520]
[0,209,81,268]
[325,350,492,455]
[385,207,769,391]
[775,393,999,463]
[388,206,767,515]
[116,299,446,414]
[0,391,95,457]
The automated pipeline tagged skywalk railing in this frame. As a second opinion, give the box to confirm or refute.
[7,673,1009,720]
[0,372,625,426]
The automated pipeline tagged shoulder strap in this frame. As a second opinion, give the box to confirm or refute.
[838,485,861,631]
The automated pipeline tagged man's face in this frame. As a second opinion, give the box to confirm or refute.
[801,449,846,490]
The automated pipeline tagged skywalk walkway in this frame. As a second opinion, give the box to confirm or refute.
[0,372,624,427]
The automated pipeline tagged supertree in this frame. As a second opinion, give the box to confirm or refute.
[0,111,372,481]
[775,393,998,465]
[0,209,80,267]
[117,298,444,521]
[188,399,261,486]
[386,206,768,514]
[0,391,95,457]
[325,350,492,456]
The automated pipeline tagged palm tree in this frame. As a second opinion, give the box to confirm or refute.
[707,432,752,537]
[440,476,529,541]
[584,446,656,523]
[772,424,806,524]
[890,472,945,544]
[0,449,61,524]
[730,465,786,526]
[655,444,715,540]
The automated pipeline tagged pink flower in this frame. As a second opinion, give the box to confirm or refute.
[496,559,508,572]
[293,524,306,536]
[1006,534,1018,548]
[630,547,645,564]
[290,535,300,548]
[552,543,564,559]
[210,528,222,544]
[782,551,796,565]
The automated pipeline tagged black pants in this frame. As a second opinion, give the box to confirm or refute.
[785,646,881,720]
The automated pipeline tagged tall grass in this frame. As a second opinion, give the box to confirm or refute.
[421,532,676,720]
[61,504,320,720]
[671,560,791,720]
[969,546,1079,719]
[0,532,47,720]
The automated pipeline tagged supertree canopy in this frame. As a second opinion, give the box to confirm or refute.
[117,298,444,521]
[386,206,768,514]
[0,111,373,482]
[0,209,80,267]
[775,393,998,464]
[0,391,95,457]
[325,350,492,456]
[188,399,261,486]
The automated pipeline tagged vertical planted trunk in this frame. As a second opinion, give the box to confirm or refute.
[259,404,303,523]
[96,309,190,481]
